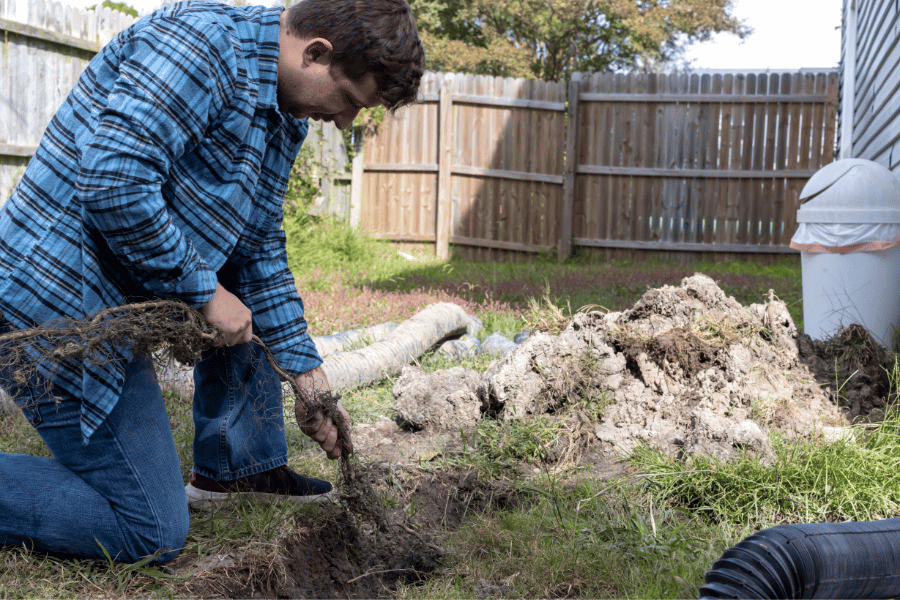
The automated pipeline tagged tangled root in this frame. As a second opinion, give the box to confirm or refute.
[0,300,395,532]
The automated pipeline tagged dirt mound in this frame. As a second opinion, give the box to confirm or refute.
[585,274,845,461]
[383,274,859,465]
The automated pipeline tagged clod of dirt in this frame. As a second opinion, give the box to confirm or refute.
[474,576,514,598]
[476,331,613,420]
[808,323,895,419]
[394,365,482,430]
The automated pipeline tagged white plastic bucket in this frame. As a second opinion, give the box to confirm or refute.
[801,245,900,346]
[793,159,900,346]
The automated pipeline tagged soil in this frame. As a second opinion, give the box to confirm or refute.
[164,273,893,598]
[172,465,516,599]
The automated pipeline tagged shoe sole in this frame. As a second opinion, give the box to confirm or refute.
[185,483,336,510]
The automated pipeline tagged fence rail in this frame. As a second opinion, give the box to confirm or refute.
[360,69,840,261]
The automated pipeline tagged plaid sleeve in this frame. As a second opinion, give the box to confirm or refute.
[235,221,323,377]
[74,15,237,307]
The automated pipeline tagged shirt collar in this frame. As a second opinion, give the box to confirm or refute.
[258,7,307,144]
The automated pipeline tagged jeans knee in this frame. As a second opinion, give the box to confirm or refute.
[125,504,189,564]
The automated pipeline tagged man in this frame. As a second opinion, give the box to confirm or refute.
[0,0,424,564]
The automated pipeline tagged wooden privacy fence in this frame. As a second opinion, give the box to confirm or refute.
[358,70,840,261]
[0,0,135,203]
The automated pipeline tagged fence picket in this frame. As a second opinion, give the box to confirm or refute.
[687,73,702,244]
[631,72,650,246]
[587,73,604,244]
[759,74,780,246]
[782,73,804,245]
[738,73,757,246]
[810,73,827,170]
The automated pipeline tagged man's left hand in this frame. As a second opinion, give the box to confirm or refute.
[294,366,353,460]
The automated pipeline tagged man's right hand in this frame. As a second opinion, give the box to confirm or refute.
[200,282,253,347]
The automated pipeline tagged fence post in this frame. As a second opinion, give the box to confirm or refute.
[436,73,454,260]
[558,72,581,262]
[349,138,363,228]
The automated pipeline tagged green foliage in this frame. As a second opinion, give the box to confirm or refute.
[284,211,390,273]
[409,0,750,80]
[347,106,388,155]
[87,0,139,17]
[282,143,393,273]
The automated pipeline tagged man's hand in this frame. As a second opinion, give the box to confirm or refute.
[295,366,353,460]
[200,282,253,347]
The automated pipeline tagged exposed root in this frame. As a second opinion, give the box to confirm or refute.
[0,301,216,385]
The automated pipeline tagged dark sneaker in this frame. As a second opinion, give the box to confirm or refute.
[185,465,334,509]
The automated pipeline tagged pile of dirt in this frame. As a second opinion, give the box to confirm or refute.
[369,274,892,466]
[586,273,844,461]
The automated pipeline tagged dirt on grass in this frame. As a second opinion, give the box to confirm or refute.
[171,465,516,599]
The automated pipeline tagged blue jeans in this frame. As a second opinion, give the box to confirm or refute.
[0,342,288,563]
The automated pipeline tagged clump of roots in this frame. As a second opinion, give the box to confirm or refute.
[0,300,388,529]
[0,301,218,389]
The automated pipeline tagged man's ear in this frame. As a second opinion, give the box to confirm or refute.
[302,38,334,67]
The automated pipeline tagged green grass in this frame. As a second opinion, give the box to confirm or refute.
[630,411,900,527]
[395,478,750,599]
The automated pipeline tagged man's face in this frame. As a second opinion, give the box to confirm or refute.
[277,12,381,130]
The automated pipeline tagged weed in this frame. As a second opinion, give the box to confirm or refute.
[522,285,571,335]
[96,542,181,593]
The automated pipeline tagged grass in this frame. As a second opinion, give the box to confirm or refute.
[0,217,835,599]
[395,479,751,599]
[630,410,900,527]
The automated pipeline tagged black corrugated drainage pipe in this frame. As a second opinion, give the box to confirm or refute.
[700,519,900,599]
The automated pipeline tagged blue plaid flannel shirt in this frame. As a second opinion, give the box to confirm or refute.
[0,1,323,441]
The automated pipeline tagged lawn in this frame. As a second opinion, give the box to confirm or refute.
[5,219,896,599]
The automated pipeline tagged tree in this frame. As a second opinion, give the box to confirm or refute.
[87,0,139,17]
[411,0,533,78]
[410,0,751,81]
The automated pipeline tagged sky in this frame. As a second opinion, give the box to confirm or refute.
[64,0,844,72]
[683,0,843,71]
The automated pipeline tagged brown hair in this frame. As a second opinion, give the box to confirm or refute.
[285,0,425,112]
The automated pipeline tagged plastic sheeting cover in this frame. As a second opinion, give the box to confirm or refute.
[790,222,900,254]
